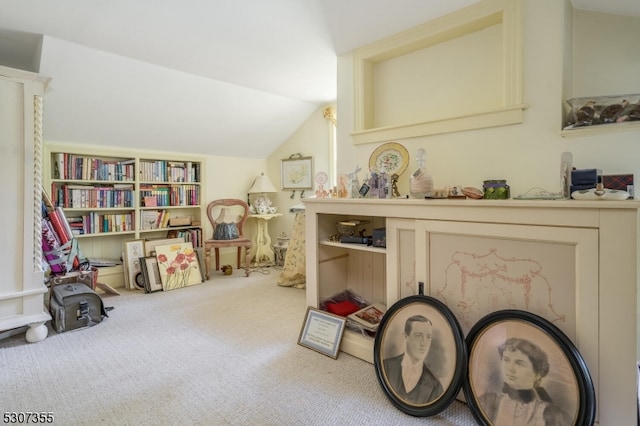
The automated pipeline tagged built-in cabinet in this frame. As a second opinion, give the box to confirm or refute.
[304,197,639,426]
[0,65,51,342]
[43,144,206,287]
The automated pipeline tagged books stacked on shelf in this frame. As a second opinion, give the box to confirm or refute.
[52,153,134,181]
[168,161,199,183]
[73,212,135,235]
[66,216,84,236]
[140,184,170,206]
[51,183,134,208]
[139,184,200,207]
[41,191,90,275]
[167,228,203,248]
[140,210,171,230]
[139,160,200,183]
[347,303,387,333]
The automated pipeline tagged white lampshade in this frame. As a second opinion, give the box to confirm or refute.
[248,173,278,194]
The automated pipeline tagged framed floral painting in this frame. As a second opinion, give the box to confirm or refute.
[281,156,313,190]
[154,242,202,291]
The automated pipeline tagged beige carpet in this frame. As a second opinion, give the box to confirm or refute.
[1,270,478,425]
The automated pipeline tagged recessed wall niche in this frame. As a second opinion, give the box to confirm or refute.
[352,0,527,144]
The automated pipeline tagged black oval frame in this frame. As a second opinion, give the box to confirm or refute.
[463,309,596,426]
[373,295,467,417]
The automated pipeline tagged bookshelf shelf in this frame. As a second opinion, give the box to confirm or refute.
[44,144,206,286]
[75,230,136,238]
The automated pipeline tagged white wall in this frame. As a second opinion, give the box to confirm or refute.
[336,0,640,198]
[266,106,334,240]
[38,36,318,159]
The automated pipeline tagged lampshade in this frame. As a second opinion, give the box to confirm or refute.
[248,173,278,194]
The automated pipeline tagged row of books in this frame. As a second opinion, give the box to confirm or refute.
[66,212,135,235]
[41,194,89,275]
[140,210,172,230]
[51,184,134,209]
[52,153,135,181]
[168,228,203,248]
[140,184,200,207]
[139,160,200,183]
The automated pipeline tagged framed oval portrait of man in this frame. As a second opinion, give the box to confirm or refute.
[373,295,466,417]
[464,309,596,426]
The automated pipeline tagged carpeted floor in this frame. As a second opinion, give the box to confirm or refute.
[1,271,478,425]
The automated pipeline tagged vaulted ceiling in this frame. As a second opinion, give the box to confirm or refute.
[1,0,638,157]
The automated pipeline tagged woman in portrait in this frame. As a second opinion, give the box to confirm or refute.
[479,337,571,426]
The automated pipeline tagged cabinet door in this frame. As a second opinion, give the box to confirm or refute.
[386,218,417,304]
[413,220,599,412]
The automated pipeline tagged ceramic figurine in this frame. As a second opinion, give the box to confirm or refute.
[410,148,433,198]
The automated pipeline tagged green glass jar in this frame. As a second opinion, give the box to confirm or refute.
[483,180,510,199]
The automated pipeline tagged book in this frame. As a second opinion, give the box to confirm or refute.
[347,303,386,331]
[41,218,67,275]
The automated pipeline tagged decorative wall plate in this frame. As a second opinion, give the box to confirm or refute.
[315,171,328,185]
[369,142,409,176]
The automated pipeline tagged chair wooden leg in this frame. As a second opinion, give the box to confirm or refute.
[215,248,220,271]
[204,245,211,280]
[236,247,241,269]
[243,245,251,277]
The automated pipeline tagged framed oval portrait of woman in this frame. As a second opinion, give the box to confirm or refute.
[373,295,466,417]
[464,309,596,426]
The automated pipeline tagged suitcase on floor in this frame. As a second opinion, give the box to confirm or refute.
[50,283,108,333]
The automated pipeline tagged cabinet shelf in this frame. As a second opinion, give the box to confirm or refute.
[75,230,136,238]
[139,205,198,210]
[340,329,376,363]
[64,207,134,212]
[319,240,386,254]
[560,120,640,138]
[139,226,199,234]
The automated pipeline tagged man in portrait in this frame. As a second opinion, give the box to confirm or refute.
[383,315,443,404]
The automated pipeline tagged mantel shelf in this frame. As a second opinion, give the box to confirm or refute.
[560,121,640,138]
[319,240,386,254]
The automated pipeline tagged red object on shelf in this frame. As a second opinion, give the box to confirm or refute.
[325,300,361,317]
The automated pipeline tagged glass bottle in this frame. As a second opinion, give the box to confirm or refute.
[410,148,433,198]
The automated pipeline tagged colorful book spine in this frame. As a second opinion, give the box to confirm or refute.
[41,218,67,275]
[48,207,81,269]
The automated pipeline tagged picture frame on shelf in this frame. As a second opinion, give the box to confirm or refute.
[298,307,347,359]
[140,256,163,293]
[373,294,466,417]
[463,309,596,426]
[123,239,145,291]
[281,156,313,190]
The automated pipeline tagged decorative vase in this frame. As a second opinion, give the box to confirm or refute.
[409,148,433,198]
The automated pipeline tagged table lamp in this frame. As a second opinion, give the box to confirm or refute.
[248,172,278,214]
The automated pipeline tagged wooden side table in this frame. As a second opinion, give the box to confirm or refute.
[248,213,282,265]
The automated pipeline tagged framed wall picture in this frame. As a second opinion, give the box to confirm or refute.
[373,294,466,417]
[123,239,145,291]
[298,307,346,359]
[281,156,313,190]
[463,309,596,426]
